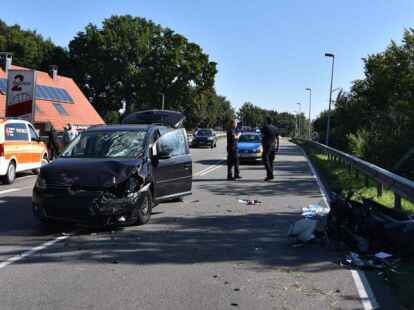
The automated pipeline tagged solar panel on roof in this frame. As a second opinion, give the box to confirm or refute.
[36,85,74,103]
[53,102,69,116]
[0,78,73,103]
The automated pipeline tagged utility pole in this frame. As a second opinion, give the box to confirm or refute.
[305,88,312,139]
[325,53,335,146]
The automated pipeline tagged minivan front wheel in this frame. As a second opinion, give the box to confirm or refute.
[135,191,152,225]
[3,161,16,184]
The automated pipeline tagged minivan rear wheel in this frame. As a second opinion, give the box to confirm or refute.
[3,161,16,184]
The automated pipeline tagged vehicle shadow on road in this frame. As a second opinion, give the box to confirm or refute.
[5,211,341,276]
[196,159,226,165]
[0,196,75,238]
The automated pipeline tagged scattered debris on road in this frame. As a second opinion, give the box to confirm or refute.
[238,199,263,205]
[337,251,399,271]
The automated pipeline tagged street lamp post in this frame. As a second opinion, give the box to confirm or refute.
[305,88,312,139]
[324,53,335,146]
[293,110,299,137]
[296,102,302,137]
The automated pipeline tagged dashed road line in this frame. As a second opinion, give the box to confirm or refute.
[0,234,71,270]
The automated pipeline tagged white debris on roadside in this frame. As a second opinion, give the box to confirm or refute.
[302,203,330,218]
[287,218,318,243]
[238,199,263,206]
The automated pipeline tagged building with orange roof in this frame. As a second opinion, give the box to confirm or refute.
[0,58,105,133]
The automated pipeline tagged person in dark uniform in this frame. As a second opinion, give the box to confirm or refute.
[227,119,242,180]
[261,117,280,181]
[47,125,60,160]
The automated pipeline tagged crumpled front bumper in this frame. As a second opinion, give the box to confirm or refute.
[32,184,149,226]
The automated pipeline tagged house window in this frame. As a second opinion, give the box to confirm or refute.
[53,102,69,116]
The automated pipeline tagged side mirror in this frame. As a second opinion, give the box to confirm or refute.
[151,143,170,160]
[156,151,171,160]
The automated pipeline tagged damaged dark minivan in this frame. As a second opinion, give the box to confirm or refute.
[32,110,192,227]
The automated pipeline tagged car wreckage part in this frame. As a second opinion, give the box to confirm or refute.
[92,176,152,226]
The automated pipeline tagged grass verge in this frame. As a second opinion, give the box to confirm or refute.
[307,152,414,213]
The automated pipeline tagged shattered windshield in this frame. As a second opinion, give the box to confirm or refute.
[239,134,261,143]
[61,130,147,158]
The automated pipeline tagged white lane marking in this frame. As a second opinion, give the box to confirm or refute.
[198,163,224,176]
[299,146,379,310]
[351,270,379,310]
[193,159,225,176]
[0,235,71,270]
[0,186,32,196]
[301,151,329,207]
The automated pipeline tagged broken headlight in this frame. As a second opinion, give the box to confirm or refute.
[126,176,140,193]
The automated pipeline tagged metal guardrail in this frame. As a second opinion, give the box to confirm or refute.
[297,139,414,210]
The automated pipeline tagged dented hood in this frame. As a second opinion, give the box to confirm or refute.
[40,158,142,188]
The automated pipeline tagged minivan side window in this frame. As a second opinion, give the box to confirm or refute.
[157,129,187,157]
[5,123,29,141]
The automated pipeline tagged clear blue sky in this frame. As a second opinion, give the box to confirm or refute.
[2,0,414,118]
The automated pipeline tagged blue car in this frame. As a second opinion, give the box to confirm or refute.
[237,132,263,162]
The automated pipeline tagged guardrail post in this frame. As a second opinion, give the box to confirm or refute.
[394,194,402,210]
[377,183,383,197]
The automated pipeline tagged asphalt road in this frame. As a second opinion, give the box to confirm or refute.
[0,138,380,310]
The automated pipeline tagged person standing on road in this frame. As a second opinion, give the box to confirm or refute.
[227,119,242,180]
[63,123,78,146]
[47,125,60,160]
[261,117,280,181]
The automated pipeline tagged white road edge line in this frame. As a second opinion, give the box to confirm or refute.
[299,146,379,310]
[0,234,71,270]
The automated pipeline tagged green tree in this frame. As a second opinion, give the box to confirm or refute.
[313,28,414,178]
[238,102,265,127]
[237,102,298,136]
[0,19,70,73]
[69,15,217,119]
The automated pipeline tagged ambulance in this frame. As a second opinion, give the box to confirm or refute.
[0,119,48,184]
